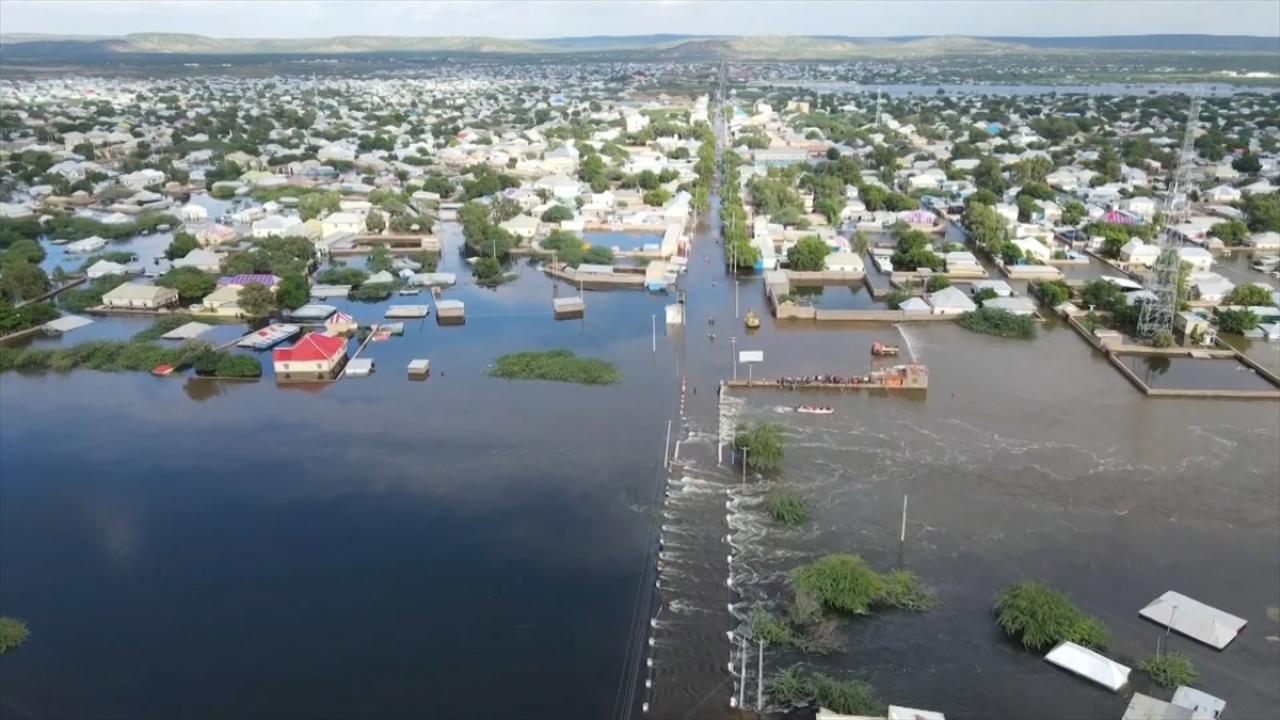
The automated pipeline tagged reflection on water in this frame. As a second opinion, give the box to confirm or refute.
[1119,354,1279,391]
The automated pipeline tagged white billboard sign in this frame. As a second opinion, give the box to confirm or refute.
[738,350,764,364]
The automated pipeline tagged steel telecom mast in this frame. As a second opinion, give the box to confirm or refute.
[1137,93,1201,339]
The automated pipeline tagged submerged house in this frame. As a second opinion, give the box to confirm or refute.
[271,332,348,382]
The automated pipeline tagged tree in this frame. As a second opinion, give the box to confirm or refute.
[1014,157,1053,185]
[636,170,660,190]
[472,256,504,284]
[1081,279,1126,310]
[367,246,394,273]
[0,261,50,303]
[1242,192,1280,233]
[786,236,830,271]
[541,205,574,223]
[852,230,869,256]
[1232,153,1262,174]
[1061,200,1086,226]
[1215,308,1259,334]
[643,189,672,207]
[298,191,340,221]
[890,228,942,272]
[238,284,274,318]
[365,209,385,233]
[275,273,310,310]
[973,156,1007,193]
[1210,220,1249,246]
[165,232,199,260]
[156,267,217,303]
[1229,284,1274,307]
[925,275,952,292]
[733,421,784,473]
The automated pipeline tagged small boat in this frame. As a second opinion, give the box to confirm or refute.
[796,405,834,415]
[151,364,175,376]
[398,287,420,296]
[871,341,900,356]
[744,310,761,329]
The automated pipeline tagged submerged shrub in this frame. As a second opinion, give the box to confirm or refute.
[994,580,1110,651]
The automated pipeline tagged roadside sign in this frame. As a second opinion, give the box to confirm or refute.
[738,350,763,364]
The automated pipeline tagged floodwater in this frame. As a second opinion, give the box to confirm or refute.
[0,222,683,719]
[583,231,663,253]
[1117,354,1279,392]
[787,283,885,311]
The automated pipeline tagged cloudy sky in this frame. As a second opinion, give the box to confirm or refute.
[2,0,1278,39]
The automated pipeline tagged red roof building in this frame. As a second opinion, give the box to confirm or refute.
[272,332,348,381]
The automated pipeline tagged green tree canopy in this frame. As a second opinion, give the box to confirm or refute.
[237,284,274,318]
[786,235,830,271]
[275,273,310,310]
[733,421,784,473]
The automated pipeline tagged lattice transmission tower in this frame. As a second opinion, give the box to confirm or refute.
[1137,93,1202,339]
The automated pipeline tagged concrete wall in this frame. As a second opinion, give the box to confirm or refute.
[785,270,866,283]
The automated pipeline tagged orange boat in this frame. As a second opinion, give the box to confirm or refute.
[151,364,175,376]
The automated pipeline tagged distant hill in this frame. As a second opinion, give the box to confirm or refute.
[0,32,1276,63]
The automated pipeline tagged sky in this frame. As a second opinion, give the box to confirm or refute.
[2,0,1279,39]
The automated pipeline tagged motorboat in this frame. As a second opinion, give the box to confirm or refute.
[744,310,761,329]
[795,405,834,415]
[871,341,900,356]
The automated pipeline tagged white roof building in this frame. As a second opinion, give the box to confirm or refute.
[252,215,304,239]
[1044,642,1130,692]
[172,248,225,273]
[1120,239,1160,267]
[1139,591,1247,650]
[927,286,977,315]
[85,259,128,279]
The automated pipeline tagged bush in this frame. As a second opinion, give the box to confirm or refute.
[351,282,395,302]
[1140,652,1198,688]
[1032,280,1071,307]
[733,421,784,473]
[885,289,914,309]
[0,616,29,654]
[994,580,1110,651]
[215,354,262,378]
[1229,284,1275,307]
[0,299,59,334]
[472,256,505,285]
[750,608,801,647]
[488,349,621,385]
[925,275,952,292]
[957,307,1036,339]
[768,669,882,716]
[314,267,369,286]
[792,554,935,615]
[766,487,809,526]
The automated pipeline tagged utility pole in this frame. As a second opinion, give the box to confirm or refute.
[900,494,909,552]
[651,314,656,353]
[734,278,739,319]
[756,639,764,712]
[741,447,748,484]
[738,637,747,709]
[730,336,738,381]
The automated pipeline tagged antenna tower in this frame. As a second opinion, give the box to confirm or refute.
[1137,93,1201,339]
